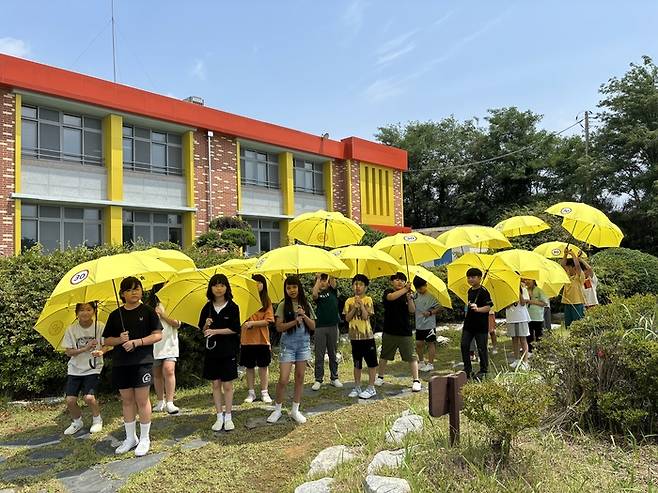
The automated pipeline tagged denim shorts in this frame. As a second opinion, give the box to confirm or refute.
[279,327,311,363]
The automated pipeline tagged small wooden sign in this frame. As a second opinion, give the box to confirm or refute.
[429,371,467,445]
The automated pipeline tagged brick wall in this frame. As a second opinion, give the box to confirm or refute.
[192,131,238,236]
[393,169,404,227]
[331,160,347,216]
[349,160,362,222]
[0,90,15,256]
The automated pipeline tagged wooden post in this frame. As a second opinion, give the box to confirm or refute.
[429,371,467,446]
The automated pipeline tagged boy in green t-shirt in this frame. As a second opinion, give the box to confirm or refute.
[311,273,342,390]
[343,274,378,399]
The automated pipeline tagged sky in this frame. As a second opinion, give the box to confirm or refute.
[1,0,657,142]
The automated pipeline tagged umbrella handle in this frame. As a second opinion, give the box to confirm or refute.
[206,337,217,350]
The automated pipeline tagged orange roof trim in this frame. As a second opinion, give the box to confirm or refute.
[0,54,407,171]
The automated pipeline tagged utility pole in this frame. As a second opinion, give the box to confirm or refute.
[584,110,589,158]
[111,0,117,82]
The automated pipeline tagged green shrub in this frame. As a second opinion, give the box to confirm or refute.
[358,224,387,247]
[220,228,256,249]
[208,216,251,231]
[462,372,552,461]
[590,248,658,303]
[534,294,658,436]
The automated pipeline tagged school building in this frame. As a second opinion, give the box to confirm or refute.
[0,54,409,256]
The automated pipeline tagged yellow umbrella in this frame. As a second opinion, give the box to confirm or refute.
[48,253,177,307]
[156,266,262,326]
[533,241,587,259]
[536,259,571,298]
[220,257,258,274]
[259,272,286,304]
[545,201,610,222]
[436,225,512,251]
[134,248,196,272]
[372,233,447,275]
[250,244,348,276]
[35,300,114,350]
[494,215,550,238]
[221,258,284,303]
[406,265,452,308]
[562,216,623,248]
[447,253,520,311]
[494,249,569,297]
[329,246,400,279]
[288,210,365,248]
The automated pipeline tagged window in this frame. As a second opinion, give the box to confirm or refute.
[246,219,280,255]
[294,158,324,194]
[122,125,183,175]
[21,105,102,165]
[20,204,103,252]
[240,148,279,188]
[122,210,183,246]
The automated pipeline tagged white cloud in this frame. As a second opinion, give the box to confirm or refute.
[376,29,417,65]
[0,37,30,58]
[365,77,406,103]
[191,59,207,81]
[343,0,367,33]
[377,42,415,65]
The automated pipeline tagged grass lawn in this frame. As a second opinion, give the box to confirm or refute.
[0,328,656,492]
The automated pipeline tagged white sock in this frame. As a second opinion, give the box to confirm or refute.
[73,417,83,425]
[165,400,173,405]
[274,402,282,412]
[92,415,102,424]
[261,389,269,394]
[124,420,137,439]
[224,413,232,421]
[216,412,224,420]
[248,389,256,395]
[157,399,165,405]
[139,422,151,441]
[291,402,300,413]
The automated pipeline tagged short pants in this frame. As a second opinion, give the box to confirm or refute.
[112,364,153,390]
[66,374,100,396]
[350,339,378,369]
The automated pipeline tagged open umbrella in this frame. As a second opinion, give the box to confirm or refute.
[220,257,258,274]
[545,201,623,248]
[447,253,520,311]
[494,215,550,238]
[494,249,569,297]
[406,265,452,308]
[533,241,587,259]
[249,244,348,276]
[35,300,114,350]
[330,245,400,279]
[133,248,196,272]
[436,225,512,251]
[288,210,365,248]
[372,233,446,277]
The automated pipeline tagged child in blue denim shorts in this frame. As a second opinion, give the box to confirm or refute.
[267,276,316,424]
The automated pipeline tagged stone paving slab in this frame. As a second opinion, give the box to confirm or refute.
[28,446,71,461]
[180,438,210,450]
[1,464,50,482]
[0,434,61,449]
[103,452,165,478]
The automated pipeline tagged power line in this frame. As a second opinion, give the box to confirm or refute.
[69,20,112,70]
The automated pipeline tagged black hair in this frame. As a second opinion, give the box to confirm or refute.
[251,274,272,312]
[75,301,97,314]
[282,275,311,333]
[206,273,233,302]
[145,282,165,309]
[390,272,407,282]
[466,268,483,278]
[352,274,370,287]
[565,259,576,268]
[319,273,329,281]
[412,277,427,289]
[119,276,143,303]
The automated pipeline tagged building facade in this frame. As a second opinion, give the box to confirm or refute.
[0,54,409,256]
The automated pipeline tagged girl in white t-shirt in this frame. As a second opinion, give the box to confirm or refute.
[506,283,531,370]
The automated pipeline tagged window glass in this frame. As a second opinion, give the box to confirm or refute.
[135,212,150,223]
[260,231,271,252]
[64,222,84,247]
[21,219,38,251]
[168,146,181,171]
[22,120,38,151]
[40,123,60,155]
[63,114,82,127]
[169,228,182,245]
[123,126,133,137]
[135,225,150,242]
[22,204,37,217]
[168,214,181,225]
[40,206,60,218]
[152,132,166,143]
[153,213,167,223]
[153,226,169,243]
[63,127,82,158]
[39,222,60,251]
[84,117,101,130]
[84,131,102,163]
[122,138,133,164]
[39,107,59,122]
[167,134,181,145]
[122,225,134,244]
[84,223,101,246]
[135,140,150,164]
[151,143,166,172]
[84,208,101,220]
[22,105,37,119]
[135,127,150,139]
[64,208,84,219]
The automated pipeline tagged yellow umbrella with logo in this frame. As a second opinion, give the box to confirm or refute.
[373,232,447,277]
[536,259,571,297]
[329,245,400,279]
[447,253,520,311]
[220,257,258,274]
[494,215,550,238]
[156,266,262,327]
[533,241,587,259]
[494,249,570,298]
[133,248,196,272]
[288,210,365,248]
[436,225,512,251]
[406,265,452,308]
[249,244,348,276]
[545,201,623,248]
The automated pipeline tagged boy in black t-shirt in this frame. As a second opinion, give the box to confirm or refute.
[461,268,493,380]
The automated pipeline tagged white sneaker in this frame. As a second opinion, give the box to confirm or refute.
[134,439,150,457]
[510,359,520,369]
[311,381,322,391]
[89,419,103,434]
[358,387,376,399]
[412,380,422,392]
[424,363,434,372]
[211,415,224,431]
[261,391,273,404]
[267,409,282,423]
[152,401,165,412]
[348,386,362,398]
[115,435,138,454]
[244,391,256,403]
[165,402,180,414]
[290,410,307,424]
[330,379,343,388]
[518,361,530,371]
[374,376,384,387]
[491,348,499,355]
[223,417,235,431]
[64,420,83,435]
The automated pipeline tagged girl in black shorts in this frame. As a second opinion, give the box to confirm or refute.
[103,277,162,456]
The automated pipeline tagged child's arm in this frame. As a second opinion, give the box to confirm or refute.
[64,340,96,357]
[386,284,411,301]
[312,274,322,300]
[275,316,297,333]
[578,256,594,278]
[155,304,181,329]
[406,291,415,314]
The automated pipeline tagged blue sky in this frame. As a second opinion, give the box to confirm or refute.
[1,1,657,141]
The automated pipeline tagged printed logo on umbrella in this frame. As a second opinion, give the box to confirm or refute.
[403,235,417,242]
[560,207,573,215]
[70,269,89,285]
[48,320,64,336]
[551,248,562,256]
[316,232,327,242]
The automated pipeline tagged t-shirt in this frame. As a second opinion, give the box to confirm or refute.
[562,272,586,305]
[61,321,105,376]
[414,292,439,331]
[343,296,374,340]
[463,286,493,333]
[583,273,599,307]
[153,307,179,359]
[274,300,317,333]
[527,286,549,322]
[506,286,531,324]
[315,287,340,327]
[382,288,412,336]
[102,304,162,367]
[198,300,241,359]
[241,303,275,346]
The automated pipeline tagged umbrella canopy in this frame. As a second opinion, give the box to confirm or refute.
[35,300,114,350]
[533,241,587,259]
[406,265,452,308]
[436,226,512,251]
[562,216,623,248]
[494,215,550,238]
[288,210,365,248]
[372,233,447,273]
[535,259,571,298]
[545,201,610,222]
[494,249,569,297]
[220,257,259,274]
[133,248,196,272]
[250,244,348,276]
[157,266,262,326]
[447,253,520,311]
[330,246,400,279]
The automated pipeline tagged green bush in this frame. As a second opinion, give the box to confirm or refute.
[358,224,387,247]
[462,372,552,461]
[534,294,658,436]
[220,228,256,249]
[208,215,251,231]
[590,248,658,303]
